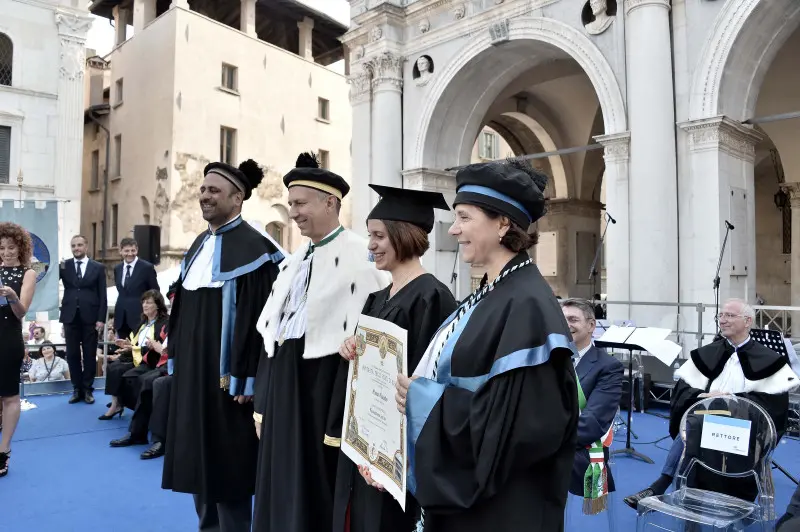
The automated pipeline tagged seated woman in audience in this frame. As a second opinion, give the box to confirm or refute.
[20,349,33,382]
[29,341,70,383]
[99,290,168,420]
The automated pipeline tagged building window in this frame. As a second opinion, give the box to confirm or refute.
[0,125,9,184]
[318,149,330,169]
[111,204,119,247]
[266,222,284,247]
[114,134,122,177]
[221,64,238,91]
[91,150,100,189]
[0,33,12,87]
[220,126,237,165]
[479,131,498,160]
[318,98,330,121]
[115,78,124,105]
[91,222,97,258]
[783,207,792,255]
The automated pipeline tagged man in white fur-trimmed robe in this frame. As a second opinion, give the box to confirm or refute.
[624,298,799,509]
[251,153,390,532]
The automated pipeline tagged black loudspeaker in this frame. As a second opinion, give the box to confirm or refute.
[134,225,161,265]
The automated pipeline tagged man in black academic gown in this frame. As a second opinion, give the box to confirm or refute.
[252,153,389,532]
[161,159,284,532]
[624,298,799,508]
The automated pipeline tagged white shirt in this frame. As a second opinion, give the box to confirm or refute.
[711,336,751,393]
[573,343,592,368]
[122,257,138,286]
[183,215,241,291]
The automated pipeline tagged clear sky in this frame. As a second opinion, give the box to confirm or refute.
[85,0,351,56]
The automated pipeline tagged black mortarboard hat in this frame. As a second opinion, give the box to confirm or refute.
[204,159,264,201]
[453,159,548,228]
[283,152,350,199]
[367,185,450,233]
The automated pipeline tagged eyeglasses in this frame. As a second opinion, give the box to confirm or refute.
[717,313,745,320]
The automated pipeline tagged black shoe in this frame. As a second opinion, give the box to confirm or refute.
[140,441,165,460]
[110,434,149,447]
[98,408,123,420]
[84,391,95,404]
[106,402,112,408]
[68,391,82,404]
[623,488,655,510]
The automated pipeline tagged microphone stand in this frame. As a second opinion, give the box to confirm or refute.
[713,222,734,333]
[588,213,612,304]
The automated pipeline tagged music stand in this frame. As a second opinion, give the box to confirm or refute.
[749,329,799,485]
[596,334,655,464]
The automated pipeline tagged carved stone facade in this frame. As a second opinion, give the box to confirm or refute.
[341,0,797,310]
[680,116,762,162]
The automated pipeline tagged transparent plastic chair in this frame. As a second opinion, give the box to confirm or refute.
[636,395,777,532]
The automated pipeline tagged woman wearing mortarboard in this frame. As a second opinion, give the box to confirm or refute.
[331,185,459,532]
[393,159,579,531]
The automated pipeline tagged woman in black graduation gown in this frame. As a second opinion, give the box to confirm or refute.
[331,185,458,532]
[394,160,579,532]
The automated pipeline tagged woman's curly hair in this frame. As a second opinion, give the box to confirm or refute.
[0,222,34,267]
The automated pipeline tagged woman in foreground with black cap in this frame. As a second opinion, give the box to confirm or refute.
[331,185,458,532]
[395,159,579,532]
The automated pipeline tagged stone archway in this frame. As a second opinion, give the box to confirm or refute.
[411,16,627,169]
[690,0,800,120]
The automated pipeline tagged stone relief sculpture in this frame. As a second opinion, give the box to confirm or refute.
[453,4,466,20]
[413,55,434,87]
[419,18,430,34]
[583,0,615,35]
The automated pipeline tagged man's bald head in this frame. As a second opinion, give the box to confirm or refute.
[719,298,754,344]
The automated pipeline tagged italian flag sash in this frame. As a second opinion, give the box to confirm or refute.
[576,373,614,515]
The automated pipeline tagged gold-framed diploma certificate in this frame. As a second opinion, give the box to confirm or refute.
[341,314,408,510]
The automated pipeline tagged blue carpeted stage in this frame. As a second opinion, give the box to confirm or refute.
[1,395,798,531]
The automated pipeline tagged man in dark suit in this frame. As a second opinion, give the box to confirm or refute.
[561,298,624,510]
[59,235,108,404]
[114,237,159,340]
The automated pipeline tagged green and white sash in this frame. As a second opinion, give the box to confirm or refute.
[576,372,614,515]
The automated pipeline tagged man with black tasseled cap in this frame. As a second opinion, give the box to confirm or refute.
[162,159,284,532]
[399,158,579,531]
[252,153,389,532]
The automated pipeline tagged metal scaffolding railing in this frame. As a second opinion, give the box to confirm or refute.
[599,300,800,353]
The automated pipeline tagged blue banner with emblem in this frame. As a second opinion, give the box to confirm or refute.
[0,200,59,319]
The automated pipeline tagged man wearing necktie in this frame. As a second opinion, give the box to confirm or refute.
[114,237,159,341]
[59,235,108,404]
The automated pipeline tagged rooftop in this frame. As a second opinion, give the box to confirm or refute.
[89,0,348,64]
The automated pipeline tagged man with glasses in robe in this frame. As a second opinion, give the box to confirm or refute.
[624,298,799,509]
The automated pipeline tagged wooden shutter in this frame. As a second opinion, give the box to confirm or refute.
[0,126,10,184]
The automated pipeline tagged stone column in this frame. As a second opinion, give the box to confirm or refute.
[403,168,471,298]
[241,0,257,37]
[370,52,404,197]
[679,117,761,343]
[782,183,800,326]
[297,17,314,60]
[625,0,678,326]
[348,66,372,233]
[595,132,631,320]
[55,11,93,261]
[133,0,156,33]
[170,0,189,8]
[112,5,129,46]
